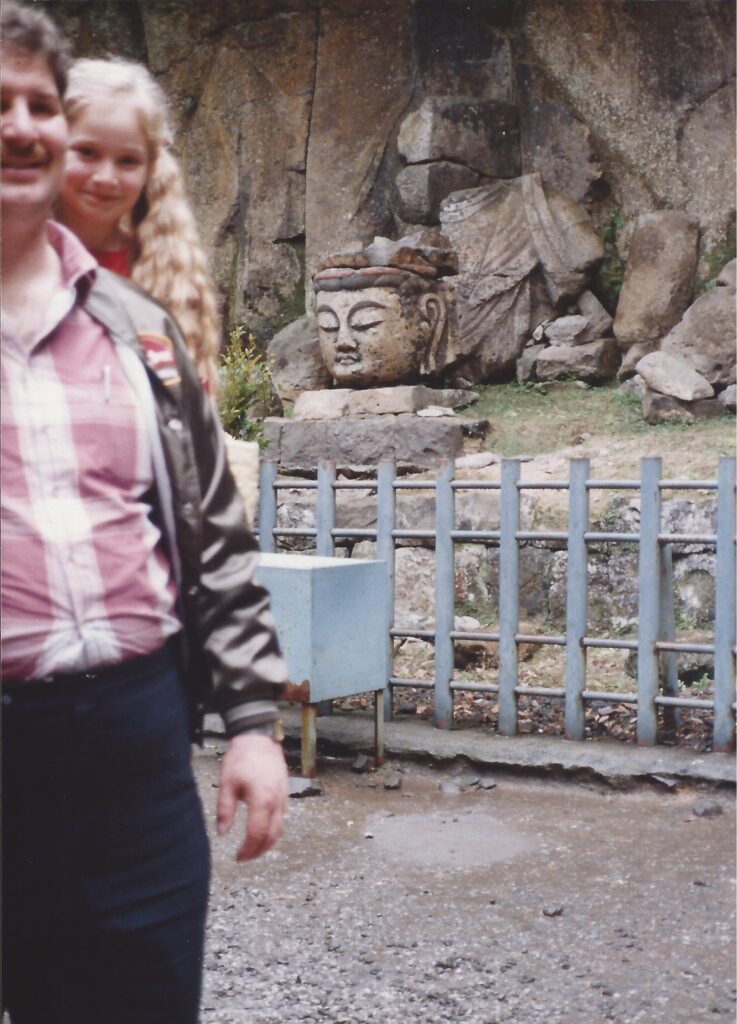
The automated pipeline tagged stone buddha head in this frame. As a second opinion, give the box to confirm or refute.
[313,265,452,387]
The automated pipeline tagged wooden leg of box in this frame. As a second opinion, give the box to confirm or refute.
[374,689,385,767]
[301,703,318,778]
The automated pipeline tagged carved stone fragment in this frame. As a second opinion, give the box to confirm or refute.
[440,174,603,380]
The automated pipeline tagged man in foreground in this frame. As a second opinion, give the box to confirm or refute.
[1,5,289,1021]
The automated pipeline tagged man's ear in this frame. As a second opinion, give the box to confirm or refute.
[419,293,447,375]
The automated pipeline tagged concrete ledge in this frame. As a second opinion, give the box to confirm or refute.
[205,710,735,786]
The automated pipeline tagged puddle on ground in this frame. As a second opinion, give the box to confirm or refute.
[364,809,536,868]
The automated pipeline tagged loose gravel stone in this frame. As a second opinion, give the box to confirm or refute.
[479,777,498,790]
[692,797,724,817]
[289,777,324,798]
[543,904,565,918]
[351,754,372,773]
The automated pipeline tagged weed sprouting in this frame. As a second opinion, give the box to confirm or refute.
[218,325,273,446]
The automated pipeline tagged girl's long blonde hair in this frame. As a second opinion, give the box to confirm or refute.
[64,58,221,393]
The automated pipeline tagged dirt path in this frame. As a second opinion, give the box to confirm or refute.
[199,746,736,1024]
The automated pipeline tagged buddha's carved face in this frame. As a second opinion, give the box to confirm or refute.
[316,286,446,387]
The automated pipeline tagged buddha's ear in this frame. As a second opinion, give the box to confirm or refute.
[419,292,447,375]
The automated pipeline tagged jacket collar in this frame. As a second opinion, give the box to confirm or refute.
[81,269,184,396]
[82,268,147,359]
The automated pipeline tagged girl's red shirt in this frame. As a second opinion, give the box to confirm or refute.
[90,246,134,278]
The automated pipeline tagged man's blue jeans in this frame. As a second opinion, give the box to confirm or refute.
[3,641,210,1024]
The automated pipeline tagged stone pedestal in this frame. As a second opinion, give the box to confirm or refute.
[263,412,489,472]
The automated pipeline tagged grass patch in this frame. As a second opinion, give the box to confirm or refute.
[474,381,734,457]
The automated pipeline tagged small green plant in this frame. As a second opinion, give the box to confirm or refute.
[598,504,623,531]
[597,206,626,309]
[675,609,699,632]
[690,672,713,693]
[218,325,273,446]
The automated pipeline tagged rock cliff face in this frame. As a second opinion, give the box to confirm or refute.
[47,0,735,341]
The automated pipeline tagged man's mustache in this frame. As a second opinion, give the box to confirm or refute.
[1,141,49,166]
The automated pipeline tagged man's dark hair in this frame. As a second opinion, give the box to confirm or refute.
[1,1,72,96]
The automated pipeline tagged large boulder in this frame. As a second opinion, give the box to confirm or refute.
[636,351,714,402]
[613,211,699,351]
[394,163,479,225]
[536,338,619,383]
[719,384,737,412]
[516,343,545,383]
[516,63,603,205]
[391,547,435,628]
[519,3,735,248]
[717,258,737,292]
[618,342,652,382]
[641,392,724,425]
[679,84,737,259]
[549,546,640,632]
[267,316,331,400]
[577,290,613,340]
[543,293,614,348]
[660,286,737,388]
[397,97,520,178]
[545,316,589,347]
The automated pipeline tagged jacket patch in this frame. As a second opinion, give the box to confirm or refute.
[138,332,182,387]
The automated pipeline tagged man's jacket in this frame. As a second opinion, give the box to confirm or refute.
[82,268,286,742]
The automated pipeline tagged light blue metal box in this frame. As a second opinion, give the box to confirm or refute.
[253,553,388,702]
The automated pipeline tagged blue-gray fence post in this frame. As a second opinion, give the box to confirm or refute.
[316,460,336,557]
[713,456,736,753]
[637,457,662,746]
[659,543,679,733]
[434,459,455,729]
[499,458,521,736]
[315,460,336,716]
[376,459,396,722]
[258,460,278,554]
[565,458,589,740]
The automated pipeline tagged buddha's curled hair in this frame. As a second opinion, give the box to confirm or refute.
[65,58,221,393]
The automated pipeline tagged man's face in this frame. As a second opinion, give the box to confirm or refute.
[316,287,427,386]
[1,46,68,219]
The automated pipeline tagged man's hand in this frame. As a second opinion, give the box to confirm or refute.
[216,733,288,861]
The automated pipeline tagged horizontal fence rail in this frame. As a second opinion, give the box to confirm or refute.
[258,456,737,753]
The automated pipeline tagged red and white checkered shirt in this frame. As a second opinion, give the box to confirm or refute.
[1,223,181,682]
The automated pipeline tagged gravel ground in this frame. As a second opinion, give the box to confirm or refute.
[197,743,736,1024]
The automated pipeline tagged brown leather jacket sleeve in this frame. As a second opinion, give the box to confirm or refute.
[84,270,288,738]
[177,348,288,733]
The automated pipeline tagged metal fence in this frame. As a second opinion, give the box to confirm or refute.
[258,456,736,752]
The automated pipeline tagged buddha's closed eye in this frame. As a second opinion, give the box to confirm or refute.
[349,317,384,332]
[317,313,339,332]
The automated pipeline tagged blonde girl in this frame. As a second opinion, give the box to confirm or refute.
[60,57,220,392]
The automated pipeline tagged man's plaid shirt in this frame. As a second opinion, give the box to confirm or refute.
[1,223,180,682]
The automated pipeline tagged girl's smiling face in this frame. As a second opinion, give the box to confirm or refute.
[60,99,149,249]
